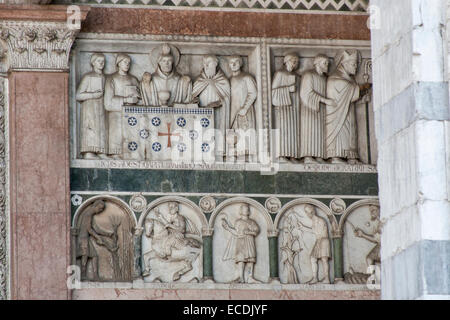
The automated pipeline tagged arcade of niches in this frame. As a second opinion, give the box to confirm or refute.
[0,0,385,300]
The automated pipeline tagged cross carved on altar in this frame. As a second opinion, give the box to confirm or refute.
[158,122,180,148]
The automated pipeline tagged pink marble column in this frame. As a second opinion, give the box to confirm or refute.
[1,4,89,300]
[9,72,71,299]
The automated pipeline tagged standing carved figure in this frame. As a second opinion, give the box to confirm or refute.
[271,53,301,163]
[104,53,140,159]
[228,56,258,161]
[325,49,366,164]
[140,44,192,107]
[76,200,112,280]
[76,53,108,160]
[299,54,335,164]
[297,204,331,284]
[221,204,261,283]
[193,55,231,161]
[354,205,381,268]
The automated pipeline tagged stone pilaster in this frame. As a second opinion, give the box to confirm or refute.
[0,4,89,300]
[371,0,450,299]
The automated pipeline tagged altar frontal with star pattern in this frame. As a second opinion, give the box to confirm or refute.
[122,106,215,162]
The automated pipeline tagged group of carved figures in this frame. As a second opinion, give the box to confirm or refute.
[272,50,371,164]
[76,44,371,164]
[73,196,380,285]
[76,44,258,161]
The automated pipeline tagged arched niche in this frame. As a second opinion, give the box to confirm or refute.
[137,196,207,283]
[72,195,137,282]
[339,199,381,282]
[209,197,272,284]
[274,198,336,284]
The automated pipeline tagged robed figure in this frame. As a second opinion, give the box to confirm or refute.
[104,54,140,158]
[140,44,192,107]
[193,55,231,161]
[76,53,108,160]
[299,54,335,164]
[228,56,258,159]
[271,53,301,162]
[221,204,261,284]
[325,49,362,164]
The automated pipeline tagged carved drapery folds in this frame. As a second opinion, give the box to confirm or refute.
[0,21,78,71]
[70,194,380,287]
[72,38,376,169]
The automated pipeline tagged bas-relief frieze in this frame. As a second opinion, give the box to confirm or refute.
[70,194,380,288]
[70,37,376,172]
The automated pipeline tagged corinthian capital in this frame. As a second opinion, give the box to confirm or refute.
[0,5,90,71]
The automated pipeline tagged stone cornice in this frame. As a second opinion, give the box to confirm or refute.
[0,5,90,71]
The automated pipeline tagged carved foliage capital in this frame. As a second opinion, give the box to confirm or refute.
[0,21,79,71]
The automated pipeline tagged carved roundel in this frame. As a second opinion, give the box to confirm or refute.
[177,142,187,152]
[265,197,281,214]
[330,198,346,215]
[71,194,83,206]
[139,129,150,139]
[128,141,138,151]
[199,195,216,213]
[128,117,138,126]
[176,117,187,127]
[129,194,147,213]
[200,118,210,128]
[152,142,162,152]
[151,117,161,127]
[201,143,210,152]
[189,130,199,140]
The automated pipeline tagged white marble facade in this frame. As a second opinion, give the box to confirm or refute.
[70,35,376,171]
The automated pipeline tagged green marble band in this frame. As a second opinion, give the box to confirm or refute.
[269,236,279,279]
[333,237,343,280]
[203,236,213,278]
[71,168,378,196]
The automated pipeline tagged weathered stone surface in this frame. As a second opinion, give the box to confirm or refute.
[81,8,370,40]
[72,286,380,300]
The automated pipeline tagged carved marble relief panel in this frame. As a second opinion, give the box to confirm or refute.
[275,200,336,284]
[210,198,271,284]
[269,46,375,166]
[137,197,207,283]
[72,196,136,282]
[70,193,381,287]
[341,201,381,284]
[71,40,263,164]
